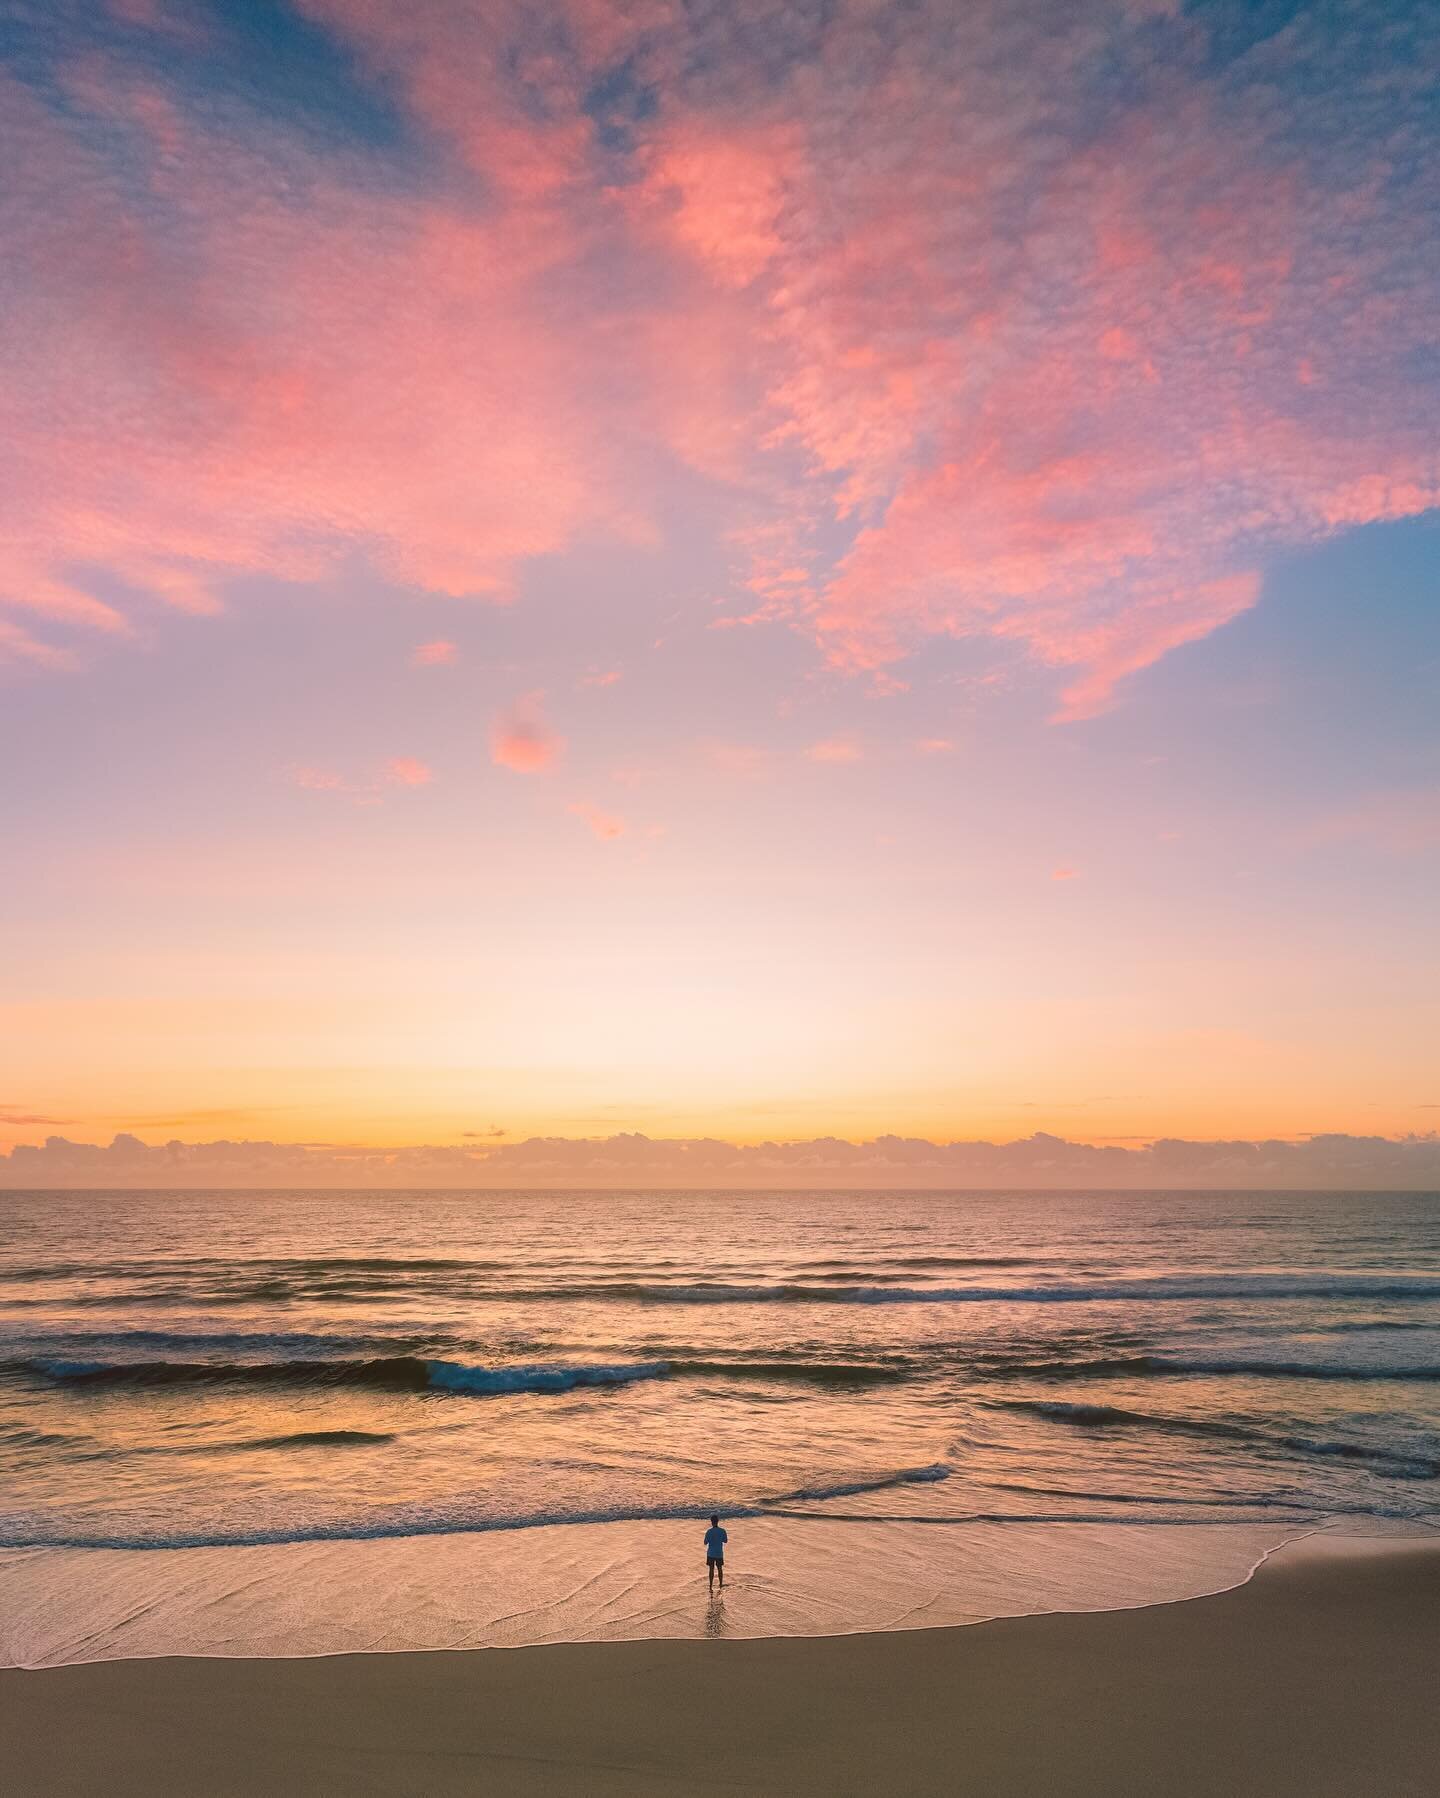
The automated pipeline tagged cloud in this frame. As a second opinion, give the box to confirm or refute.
[1051,866,1081,882]
[916,738,955,755]
[383,756,432,788]
[567,802,626,841]
[805,738,863,764]
[411,640,457,668]
[491,694,565,774]
[630,0,1440,713]
[579,668,622,688]
[0,617,79,671]
[4,1130,1438,1190]
[286,758,431,799]
[286,765,346,793]
[0,1105,71,1126]
[1,2,1436,711]
[0,45,652,663]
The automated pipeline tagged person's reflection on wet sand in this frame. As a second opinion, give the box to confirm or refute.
[704,1593,726,1638]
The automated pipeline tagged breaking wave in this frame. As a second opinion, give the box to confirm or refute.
[989,1398,1440,1478]
[773,1463,951,1502]
[3,1352,911,1394]
[7,1355,669,1396]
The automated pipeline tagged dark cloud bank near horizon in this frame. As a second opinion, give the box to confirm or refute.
[2,1131,1437,1191]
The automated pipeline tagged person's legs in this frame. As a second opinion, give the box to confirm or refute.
[707,1557,716,1591]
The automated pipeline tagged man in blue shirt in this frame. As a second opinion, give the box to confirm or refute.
[704,1515,728,1591]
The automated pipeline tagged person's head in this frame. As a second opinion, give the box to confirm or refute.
[710,1514,719,1528]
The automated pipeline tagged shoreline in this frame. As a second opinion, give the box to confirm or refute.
[6,1535,1438,1795]
[2,1511,1347,1669]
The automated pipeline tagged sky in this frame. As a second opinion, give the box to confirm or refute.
[1,0,1438,1180]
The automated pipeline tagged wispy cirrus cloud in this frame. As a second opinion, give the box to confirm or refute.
[410,641,457,668]
[0,1105,71,1127]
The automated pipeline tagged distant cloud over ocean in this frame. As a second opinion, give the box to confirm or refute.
[4,1131,1436,1191]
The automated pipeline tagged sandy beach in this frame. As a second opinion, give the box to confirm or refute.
[5,1537,1436,1797]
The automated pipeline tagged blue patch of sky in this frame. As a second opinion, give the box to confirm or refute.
[192,0,415,154]
[0,0,421,167]
[1188,0,1440,147]
[583,56,659,157]
[1118,516,1440,805]
[1182,0,1316,81]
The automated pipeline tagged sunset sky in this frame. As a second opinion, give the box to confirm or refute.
[2,0,1438,1169]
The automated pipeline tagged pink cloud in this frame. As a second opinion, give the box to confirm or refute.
[411,640,457,668]
[491,695,565,774]
[567,802,626,842]
[286,759,431,798]
[639,123,795,290]
[0,55,653,659]
[1,6,1435,717]
[579,668,622,687]
[0,618,78,671]
[383,757,432,788]
[627,8,1439,713]
[805,739,863,764]
[916,738,956,755]
[1051,866,1081,882]
[287,765,346,793]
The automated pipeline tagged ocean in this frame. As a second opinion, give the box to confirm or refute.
[2,1187,1437,1666]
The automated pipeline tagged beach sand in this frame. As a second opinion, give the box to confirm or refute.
[4,1537,1436,1796]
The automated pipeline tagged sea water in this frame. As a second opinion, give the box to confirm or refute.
[2,1187,1437,1664]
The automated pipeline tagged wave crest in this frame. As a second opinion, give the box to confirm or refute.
[8,1355,669,1397]
[989,1398,1440,1478]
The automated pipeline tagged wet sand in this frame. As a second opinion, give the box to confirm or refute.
[4,1537,1436,1796]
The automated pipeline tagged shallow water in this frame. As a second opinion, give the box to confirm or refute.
[2,1188,1437,1662]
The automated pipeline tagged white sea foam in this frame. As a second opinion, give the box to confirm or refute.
[424,1359,668,1395]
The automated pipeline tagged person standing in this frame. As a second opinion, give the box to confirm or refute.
[704,1515,728,1591]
